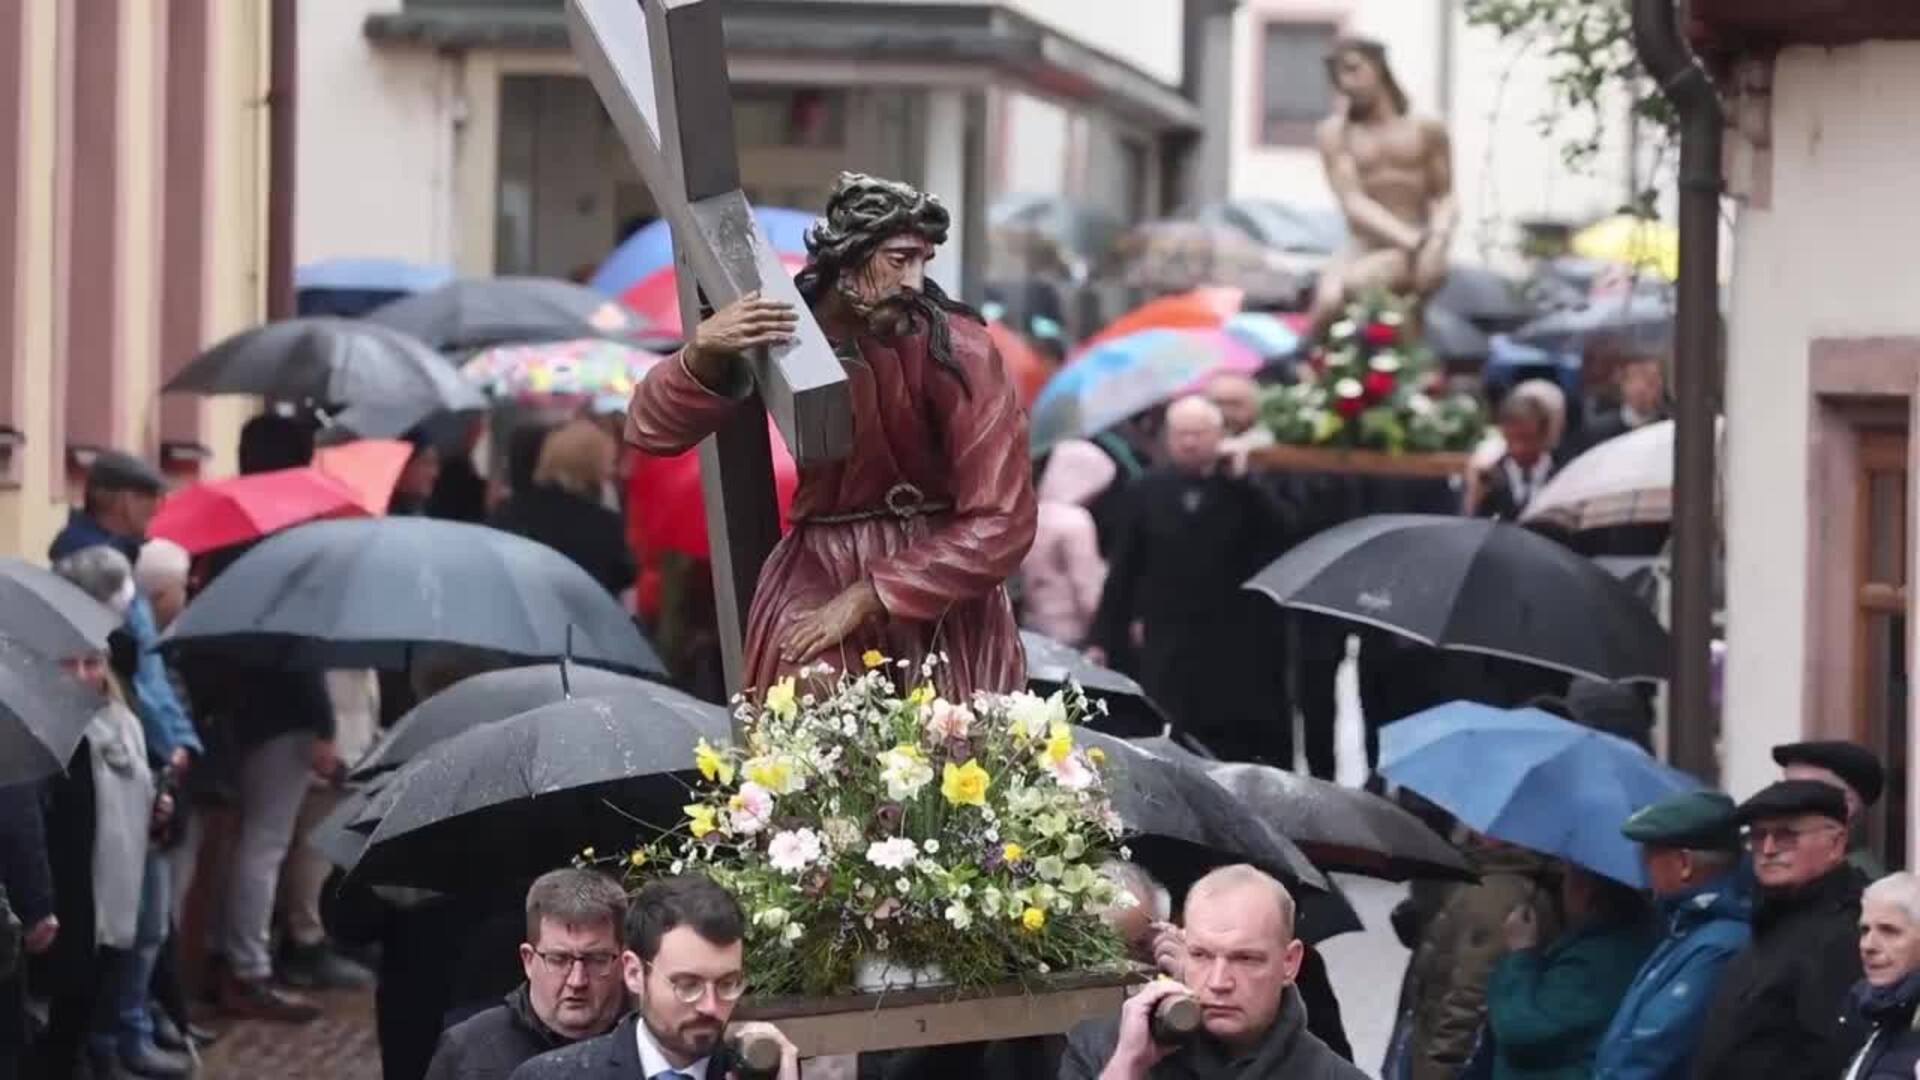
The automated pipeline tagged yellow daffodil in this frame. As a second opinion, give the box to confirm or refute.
[764,677,798,719]
[745,757,792,793]
[1045,722,1074,766]
[941,760,992,808]
[684,804,718,839]
[1002,842,1025,864]
[907,685,934,707]
[581,846,595,858]
[1021,906,1047,932]
[694,739,734,785]
[629,849,648,868]
[862,649,886,669]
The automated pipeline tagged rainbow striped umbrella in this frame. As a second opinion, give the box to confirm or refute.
[463,338,667,409]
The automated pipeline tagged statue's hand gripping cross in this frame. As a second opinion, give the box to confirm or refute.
[569,0,852,693]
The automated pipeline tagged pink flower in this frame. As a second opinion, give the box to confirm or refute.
[927,700,975,742]
[872,897,902,921]
[728,781,774,835]
[1046,753,1095,791]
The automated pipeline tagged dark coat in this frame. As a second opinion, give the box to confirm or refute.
[1057,986,1366,1080]
[425,983,577,1080]
[490,485,636,598]
[1484,915,1658,1080]
[1090,467,1294,762]
[1690,864,1867,1080]
[509,1014,740,1080]
[1842,972,1920,1080]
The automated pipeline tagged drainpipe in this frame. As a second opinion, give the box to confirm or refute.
[265,0,297,321]
[1630,0,1722,780]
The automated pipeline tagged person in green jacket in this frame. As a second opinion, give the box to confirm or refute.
[1484,862,1657,1080]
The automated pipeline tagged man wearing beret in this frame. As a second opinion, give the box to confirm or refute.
[1774,739,1888,879]
[1592,792,1751,1080]
[1690,780,1867,1080]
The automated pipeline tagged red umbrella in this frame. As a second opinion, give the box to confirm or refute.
[624,415,799,560]
[149,468,370,555]
[312,438,412,515]
[1077,286,1246,354]
[988,320,1053,408]
[618,252,810,337]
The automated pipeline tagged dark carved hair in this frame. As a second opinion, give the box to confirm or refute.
[525,867,629,945]
[795,172,983,392]
[1324,37,1410,118]
[626,873,745,964]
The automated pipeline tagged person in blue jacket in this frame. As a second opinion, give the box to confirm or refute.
[1591,790,1752,1080]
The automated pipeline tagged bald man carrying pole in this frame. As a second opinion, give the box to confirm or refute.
[1089,398,1296,764]
[1059,865,1364,1079]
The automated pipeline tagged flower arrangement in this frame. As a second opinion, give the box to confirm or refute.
[1263,293,1485,453]
[619,654,1131,997]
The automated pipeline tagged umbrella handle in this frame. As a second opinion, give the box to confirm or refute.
[561,625,574,698]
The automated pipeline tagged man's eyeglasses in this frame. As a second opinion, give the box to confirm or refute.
[665,973,747,1004]
[532,950,620,977]
[1745,822,1843,851]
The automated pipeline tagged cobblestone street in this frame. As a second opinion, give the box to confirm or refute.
[198,987,382,1079]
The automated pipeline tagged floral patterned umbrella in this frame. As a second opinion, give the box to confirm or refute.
[463,338,667,408]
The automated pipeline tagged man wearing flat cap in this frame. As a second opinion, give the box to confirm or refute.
[1690,780,1866,1080]
[1592,792,1751,1080]
[1774,738,1887,878]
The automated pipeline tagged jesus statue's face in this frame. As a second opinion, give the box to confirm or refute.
[1329,49,1385,110]
[838,233,937,337]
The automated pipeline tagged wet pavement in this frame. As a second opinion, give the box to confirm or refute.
[198,986,381,1079]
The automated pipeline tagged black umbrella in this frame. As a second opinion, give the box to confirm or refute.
[1021,631,1166,738]
[163,518,664,676]
[164,319,486,422]
[352,693,718,891]
[1246,515,1670,683]
[1422,305,1492,364]
[353,663,724,779]
[1134,736,1473,883]
[308,780,384,871]
[0,557,120,661]
[0,636,105,785]
[1433,266,1533,327]
[1075,729,1329,895]
[365,277,645,352]
[1510,293,1673,356]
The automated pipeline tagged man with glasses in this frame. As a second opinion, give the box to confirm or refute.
[512,873,800,1080]
[1691,780,1868,1080]
[427,869,631,1078]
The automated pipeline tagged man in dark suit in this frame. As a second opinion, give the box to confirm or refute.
[510,874,800,1080]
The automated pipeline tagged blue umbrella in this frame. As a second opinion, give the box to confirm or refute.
[1029,328,1260,452]
[295,258,454,294]
[1380,701,1702,886]
[1223,312,1303,358]
[589,207,815,297]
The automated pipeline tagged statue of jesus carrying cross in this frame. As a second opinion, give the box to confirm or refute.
[625,173,1039,698]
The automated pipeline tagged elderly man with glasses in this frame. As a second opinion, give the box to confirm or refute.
[1689,780,1868,1080]
[427,869,632,1079]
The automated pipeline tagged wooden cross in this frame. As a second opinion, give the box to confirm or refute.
[568,0,852,693]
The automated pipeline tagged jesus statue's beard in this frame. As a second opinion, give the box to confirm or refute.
[840,283,947,344]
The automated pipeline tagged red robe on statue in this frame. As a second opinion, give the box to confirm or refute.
[624,316,1037,699]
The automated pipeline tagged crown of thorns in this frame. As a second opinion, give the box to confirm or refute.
[804,173,950,271]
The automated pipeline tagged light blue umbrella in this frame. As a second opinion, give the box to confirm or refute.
[1029,328,1260,453]
[589,207,815,297]
[1381,701,1702,885]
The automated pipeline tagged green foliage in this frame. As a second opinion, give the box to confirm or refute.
[1463,0,1674,197]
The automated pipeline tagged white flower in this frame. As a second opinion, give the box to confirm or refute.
[922,838,941,855]
[755,907,791,930]
[879,747,934,800]
[767,828,824,875]
[984,827,1000,842]
[809,744,844,773]
[728,781,774,835]
[926,699,974,742]
[1005,692,1055,740]
[866,836,920,871]
[822,816,862,852]
[782,922,804,945]
[895,877,912,895]
[980,886,1005,918]
[944,901,973,930]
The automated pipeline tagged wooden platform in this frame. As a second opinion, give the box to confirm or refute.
[1250,444,1471,478]
[731,969,1139,1056]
